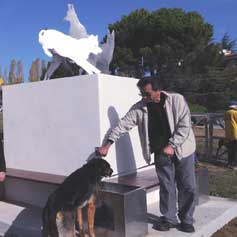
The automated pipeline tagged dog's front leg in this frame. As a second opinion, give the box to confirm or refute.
[87,197,96,237]
[77,208,85,237]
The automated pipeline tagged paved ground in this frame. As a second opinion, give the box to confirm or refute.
[146,196,237,237]
[0,196,237,237]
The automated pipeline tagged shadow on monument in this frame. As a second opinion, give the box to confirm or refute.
[103,106,137,175]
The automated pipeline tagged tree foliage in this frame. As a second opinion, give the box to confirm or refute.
[8,59,17,84]
[15,60,24,84]
[221,33,236,51]
[109,8,222,79]
[108,8,237,111]
[29,59,47,82]
[7,59,24,84]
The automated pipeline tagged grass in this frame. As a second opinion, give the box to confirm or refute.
[192,125,237,236]
[199,162,237,237]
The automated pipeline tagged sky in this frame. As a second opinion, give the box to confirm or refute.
[0,0,236,79]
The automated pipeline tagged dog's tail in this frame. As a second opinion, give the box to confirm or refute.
[42,202,51,237]
[42,201,59,237]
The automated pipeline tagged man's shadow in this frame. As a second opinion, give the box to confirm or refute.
[102,106,137,175]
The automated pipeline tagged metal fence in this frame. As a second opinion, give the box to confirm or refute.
[191,113,226,161]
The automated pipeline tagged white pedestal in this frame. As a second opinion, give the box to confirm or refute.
[3,74,148,176]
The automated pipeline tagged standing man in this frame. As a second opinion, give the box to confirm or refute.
[98,77,196,233]
[224,101,237,169]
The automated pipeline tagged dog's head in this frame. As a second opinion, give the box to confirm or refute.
[87,158,113,178]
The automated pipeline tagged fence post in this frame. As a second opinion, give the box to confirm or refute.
[208,114,214,160]
[204,115,209,160]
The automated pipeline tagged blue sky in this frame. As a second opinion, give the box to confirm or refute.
[0,0,236,79]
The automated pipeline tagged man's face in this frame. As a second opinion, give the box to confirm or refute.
[140,84,161,103]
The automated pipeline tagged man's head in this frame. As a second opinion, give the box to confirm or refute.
[229,100,237,110]
[137,77,162,103]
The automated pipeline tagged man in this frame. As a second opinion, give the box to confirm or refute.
[98,77,196,233]
[224,101,237,169]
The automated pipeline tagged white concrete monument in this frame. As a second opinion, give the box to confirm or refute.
[43,3,115,80]
[3,75,149,176]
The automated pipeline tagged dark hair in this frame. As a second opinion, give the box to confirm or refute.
[137,77,161,91]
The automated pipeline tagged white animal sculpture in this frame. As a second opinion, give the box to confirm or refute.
[39,29,102,75]
[43,4,115,80]
[65,4,115,74]
[64,3,88,39]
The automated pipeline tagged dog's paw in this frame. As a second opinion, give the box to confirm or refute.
[76,230,85,237]
[88,231,95,237]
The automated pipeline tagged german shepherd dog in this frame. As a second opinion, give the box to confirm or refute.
[42,158,113,237]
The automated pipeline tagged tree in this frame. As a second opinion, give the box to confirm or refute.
[15,60,24,84]
[3,69,8,83]
[8,59,17,84]
[106,8,237,111]
[109,8,221,79]
[221,33,236,51]
[29,58,40,82]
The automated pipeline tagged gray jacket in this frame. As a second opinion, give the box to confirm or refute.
[108,91,196,164]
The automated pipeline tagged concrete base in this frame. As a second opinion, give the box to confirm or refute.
[0,197,236,237]
[195,167,209,205]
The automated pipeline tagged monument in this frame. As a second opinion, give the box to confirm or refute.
[3,74,147,176]
[43,3,115,80]
[3,6,148,237]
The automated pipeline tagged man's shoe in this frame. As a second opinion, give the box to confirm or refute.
[152,220,178,231]
[180,223,195,233]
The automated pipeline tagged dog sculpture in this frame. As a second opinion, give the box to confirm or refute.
[64,3,115,74]
[42,158,113,237]
[43,4,115,80]
[39,29,102,75]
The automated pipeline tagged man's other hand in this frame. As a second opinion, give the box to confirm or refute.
[163,145,174,157]
[0,172,6,182]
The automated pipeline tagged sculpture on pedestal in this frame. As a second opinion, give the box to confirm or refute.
[41,3,115,80]
[39,29,102,75]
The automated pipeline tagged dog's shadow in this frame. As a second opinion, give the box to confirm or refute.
[4,204,42,237]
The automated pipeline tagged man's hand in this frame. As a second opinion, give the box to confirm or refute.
[162,145,174,157]
[0,172,6,182]
[98,143,112,157]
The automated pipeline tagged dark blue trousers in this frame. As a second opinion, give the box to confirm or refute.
[155,153,196,225]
